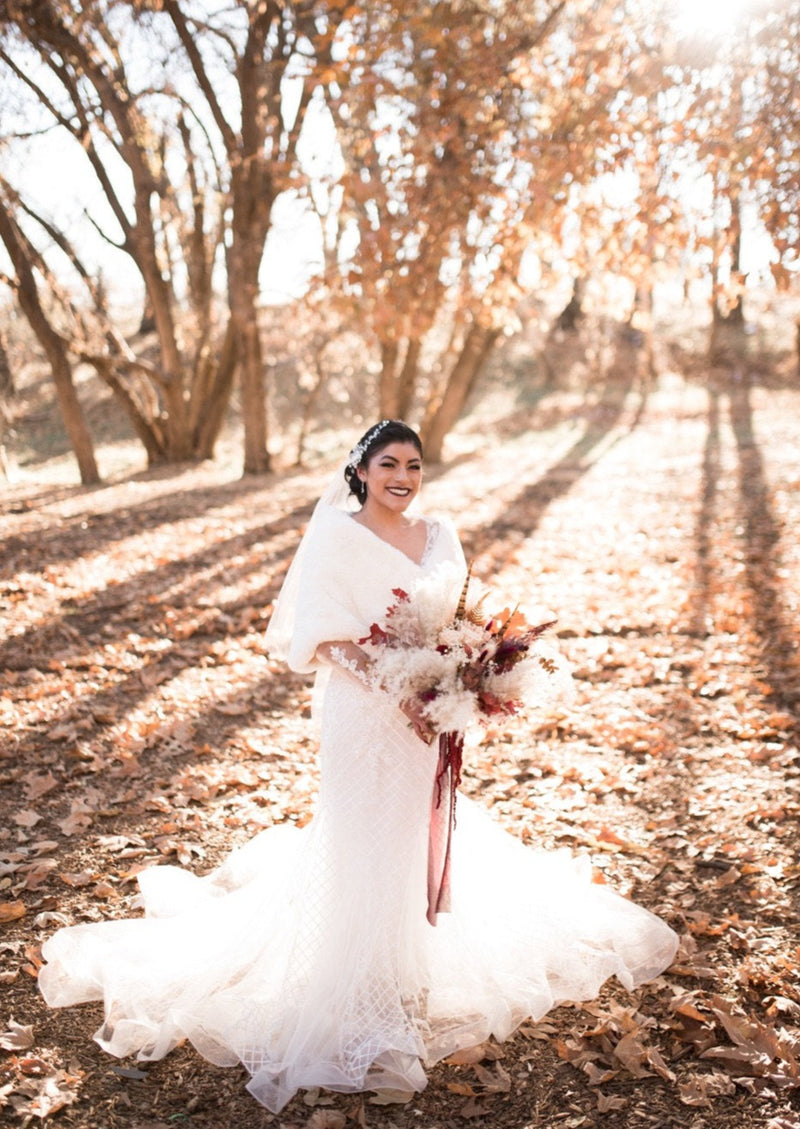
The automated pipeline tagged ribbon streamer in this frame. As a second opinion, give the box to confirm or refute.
[426,730,464,926]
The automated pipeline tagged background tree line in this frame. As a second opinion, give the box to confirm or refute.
[0,0,797,483]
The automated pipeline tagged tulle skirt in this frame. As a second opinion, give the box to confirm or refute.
[39,673,678,1112]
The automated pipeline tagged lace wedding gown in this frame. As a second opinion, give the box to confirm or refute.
[39,507,678,1113]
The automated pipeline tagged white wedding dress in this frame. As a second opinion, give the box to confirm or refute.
[39,507,678,1113]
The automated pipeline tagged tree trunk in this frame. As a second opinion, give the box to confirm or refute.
[137,296,156,336]
[0,333,13,481]
[0,201,100,484]
[556,278,583,331]
[624,286,652,344]
[162,379,193,460]
[49,357,102,483]
[295,347,329,467]
[422,322,499,462]
[239,315,269,474]
[379,338,399,418]
[228,161,272,474]
[89,358,167,466]
[396,338,421,421]
[227,231,269,474]
[712,184,746,327]
[0,333,14,397]
[192,319,239,459]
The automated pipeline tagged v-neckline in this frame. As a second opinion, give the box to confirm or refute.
[348,513,436,568]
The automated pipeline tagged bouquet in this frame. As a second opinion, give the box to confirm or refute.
[359,562,572,925]
[361,562,571,734]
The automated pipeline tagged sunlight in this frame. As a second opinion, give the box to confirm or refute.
[672,0,755,36]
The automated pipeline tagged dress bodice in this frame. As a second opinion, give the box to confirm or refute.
[287,506,466,674]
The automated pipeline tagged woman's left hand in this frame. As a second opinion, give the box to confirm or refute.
[400,698,435,745]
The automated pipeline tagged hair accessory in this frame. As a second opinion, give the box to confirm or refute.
[346,419,392,471]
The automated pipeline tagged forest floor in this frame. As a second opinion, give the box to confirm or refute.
[1,343,800,1129]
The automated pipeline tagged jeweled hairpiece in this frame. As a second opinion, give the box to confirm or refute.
[346,419,392,470]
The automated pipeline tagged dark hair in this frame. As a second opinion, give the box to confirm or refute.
[343,420,423,505]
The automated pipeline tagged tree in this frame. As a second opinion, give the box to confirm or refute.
[649,0,800,331]
[310,0,580,459]
[0,311,17,479]
[749,3,800,304]
[0,192,100,483]
[157,0,341,471]
[0,0,348,474]
[316,0,701,455]
[2,0,797,482]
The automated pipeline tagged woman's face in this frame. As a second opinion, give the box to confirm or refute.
[358,441,422,512]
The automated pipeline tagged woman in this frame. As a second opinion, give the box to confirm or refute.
[39,420,678,1113]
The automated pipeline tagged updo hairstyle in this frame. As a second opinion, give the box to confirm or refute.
[343,420,423,506]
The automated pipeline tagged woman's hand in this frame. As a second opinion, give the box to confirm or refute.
[315,641,373,684]
[401,698,435,745]
[316,643,434,742]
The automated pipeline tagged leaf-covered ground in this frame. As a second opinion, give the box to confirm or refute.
[2,358,799,1129]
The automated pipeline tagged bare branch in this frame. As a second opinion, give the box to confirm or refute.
[84,209,127,252]
[161,0,238,153]
[0,45,80,135]
[12,43,136,241]
[83,351,167,459]
[79,348,169,390]
[172,93,226,192]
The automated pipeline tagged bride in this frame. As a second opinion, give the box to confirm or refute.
[39,419,678,1113]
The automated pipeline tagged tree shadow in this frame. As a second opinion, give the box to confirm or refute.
[727,379,800,725]
[671,328,798,394]
[1,482,102,514]
[0,465,313,582]
[0,497,313,777]
[460,344,643,569]
[687,386,721,638]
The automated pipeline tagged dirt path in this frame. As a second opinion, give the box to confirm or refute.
[1,365,799,1128]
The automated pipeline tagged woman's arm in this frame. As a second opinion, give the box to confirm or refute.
[315,640,372,681]
[314,640,434,744]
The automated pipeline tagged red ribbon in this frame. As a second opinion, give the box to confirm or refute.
[426,731,463,926]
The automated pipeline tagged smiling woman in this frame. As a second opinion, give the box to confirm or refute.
[353,441,424,539]
[39,418,678,1114]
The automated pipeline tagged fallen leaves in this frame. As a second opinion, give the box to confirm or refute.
[0,1020,34,1051]
[22,772,59,801]
[57,810,93,837]
[667,989,800,1102]
[553,984,800,1115]
[58,870,96,888]
[440,1042,513,1117]
[0,1025,84,1120]
[557,1000,672,1089]
[366,1089,415,1106]
[305,1111,347,1129]
[12,810,41,830]
[596,1090,627,1112]
[2,383,800,1129]
[1,1064,84,1119]
[703,995,800,1091]
[677,1071,736,1107]
[0,900,26,925]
